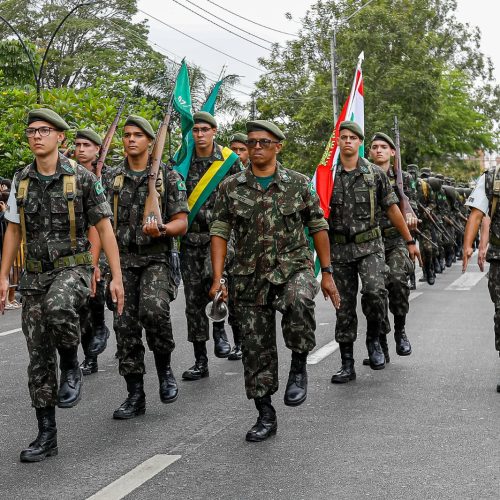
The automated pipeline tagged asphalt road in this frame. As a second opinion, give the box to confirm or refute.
[0,255,499,500]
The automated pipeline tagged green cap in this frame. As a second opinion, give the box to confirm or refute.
[407,163,419,170]
[124,115,155,139]
[435,173,444,180]
[246,120,286,141]
[371,132,395,149]
[230,132,248,144]
[27,108,69,131]
[339,120,364,140]
[193,111,217,128]
[76,128,102,146]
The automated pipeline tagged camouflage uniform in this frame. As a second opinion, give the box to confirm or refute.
[105,160,189,376]
[380,169,416,335]
[416,178,438,278]
[210,163,327,399]
[328,158,398,343]
[180,141,241,343]
[10,154,111,407]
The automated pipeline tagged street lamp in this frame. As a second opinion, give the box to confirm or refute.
[0,2,97,103]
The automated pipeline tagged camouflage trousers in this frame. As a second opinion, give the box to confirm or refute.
[113,263,175,376]
[381,243,414,334]
[21,267,92,408]
[487,261,500,352]
[80,278,106,357]
[332,252,388,343]
[180,242,213,342]
[418,223,437,267]
[234,269,319,399]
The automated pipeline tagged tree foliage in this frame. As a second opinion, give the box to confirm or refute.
[254,0,500,178]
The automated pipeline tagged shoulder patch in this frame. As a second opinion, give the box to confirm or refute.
[94,180,105,195]
[177,180,186,191]
[62,163,75,174]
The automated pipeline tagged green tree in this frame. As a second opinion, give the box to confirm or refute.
[254,0,499,175]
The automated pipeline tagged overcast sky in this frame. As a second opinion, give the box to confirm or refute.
[136,0,500,102]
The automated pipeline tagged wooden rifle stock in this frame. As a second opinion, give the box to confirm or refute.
[94,95,127,179]
[142,94,174,230]
[393,116,416,219]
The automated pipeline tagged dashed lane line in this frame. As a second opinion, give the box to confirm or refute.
[308,340,339,365]
[86,454,181,500]
[0,328,22,337]
[445,272,485,291]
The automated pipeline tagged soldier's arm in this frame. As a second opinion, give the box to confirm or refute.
[462,208,484,272]
[0,222,22,313]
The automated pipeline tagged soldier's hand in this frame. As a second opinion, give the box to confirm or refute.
[0,276,8,315]
[142,215,162,238]
[405,212,418,231]
[109,278,124,315]
[462,246,474,273]
[91,266,101,297]
[478,245,488,272]
[209,279,228,302]
[321,274,341,309]
[408,243,423,268]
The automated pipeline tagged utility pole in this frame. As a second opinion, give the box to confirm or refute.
[251,98,256,120]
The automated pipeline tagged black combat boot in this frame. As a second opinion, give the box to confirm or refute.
[88,324,110,356]
[57,347,83,408]
[439,256,446,272]
[228,326,243,361]
[366,322,385,370]
[80,355,98,376]
[409,273,416,290]
[445,250,454,268]
[331,342,356,383]
[182,342,209,380]
[394,315,412,356]
[245,396,277,442]
[20,407,58,462]
[284,351,308,406]
[153,351,178,404]
[434,257,442,274]
[426,262,436,285]
[213,321,231,358]
[113,374,146,419]
[419,268,427,282]
[362,333,390,365]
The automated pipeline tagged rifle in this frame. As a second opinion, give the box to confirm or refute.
[414,228,439,249]
[95,95,127,178]
[142,94,174,230]
[393,116,417,220]
[417,202,454,242]
[443,215,464,235]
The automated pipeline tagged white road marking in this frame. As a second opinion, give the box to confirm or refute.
[318,322,330,326]
[86,454,181,500]
[445,272,485,291]
[307,340,339,365]
[0,328,22,337]
[409,292,423,302]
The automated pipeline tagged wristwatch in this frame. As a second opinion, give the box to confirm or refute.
[321,265,334,274]
[405,239,416,246]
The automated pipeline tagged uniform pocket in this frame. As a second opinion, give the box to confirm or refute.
[353,187,372,219]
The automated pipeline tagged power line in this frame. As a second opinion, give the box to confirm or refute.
[207,0,299,38]
[182,0,275,44]
[138,8,264,71]
[171,0,272,52]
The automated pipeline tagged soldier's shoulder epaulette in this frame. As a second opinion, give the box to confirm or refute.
[16,163,32,181]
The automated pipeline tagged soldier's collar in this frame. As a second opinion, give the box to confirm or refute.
[27,157,68,180]
[275,162,290,190]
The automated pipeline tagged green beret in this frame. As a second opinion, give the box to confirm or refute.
[246,120,286,141]
[76,128,102,146]
[124,115,155,139]
[435,173,444,180]
[371,132,395,149]
[420,167,431,173]
[339,120,364,140]
[193,111,217,128]
[230,132,248,144]
[27,108,69,131]
[407,163,419,170]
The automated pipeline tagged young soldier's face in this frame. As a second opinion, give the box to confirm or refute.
[230,141,249,164]
[75,139,100,166]
[338,131,361,157]
[247,131,282,167]
[192,122,216,150]
[123,125,152,157]
[369,140,394,165]
[25,120,65,158]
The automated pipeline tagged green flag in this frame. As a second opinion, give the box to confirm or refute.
[172,60,194,179]
[202,79,224,114]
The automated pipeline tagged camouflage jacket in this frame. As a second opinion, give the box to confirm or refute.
[379,168,417,249]
[12,154,111,293]
[104,159,189,268]
[328,157,398,263]
[182,141,242,246]
[484,167,500,260]
[210,163,328,286]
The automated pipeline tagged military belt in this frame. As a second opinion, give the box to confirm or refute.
[127,242,170,255]
[382,227,400,239]
[25,251,93,273]
[332,227,382,245]
[189,221,210,233]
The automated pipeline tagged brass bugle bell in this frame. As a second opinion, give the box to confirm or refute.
[205,278,228,322]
